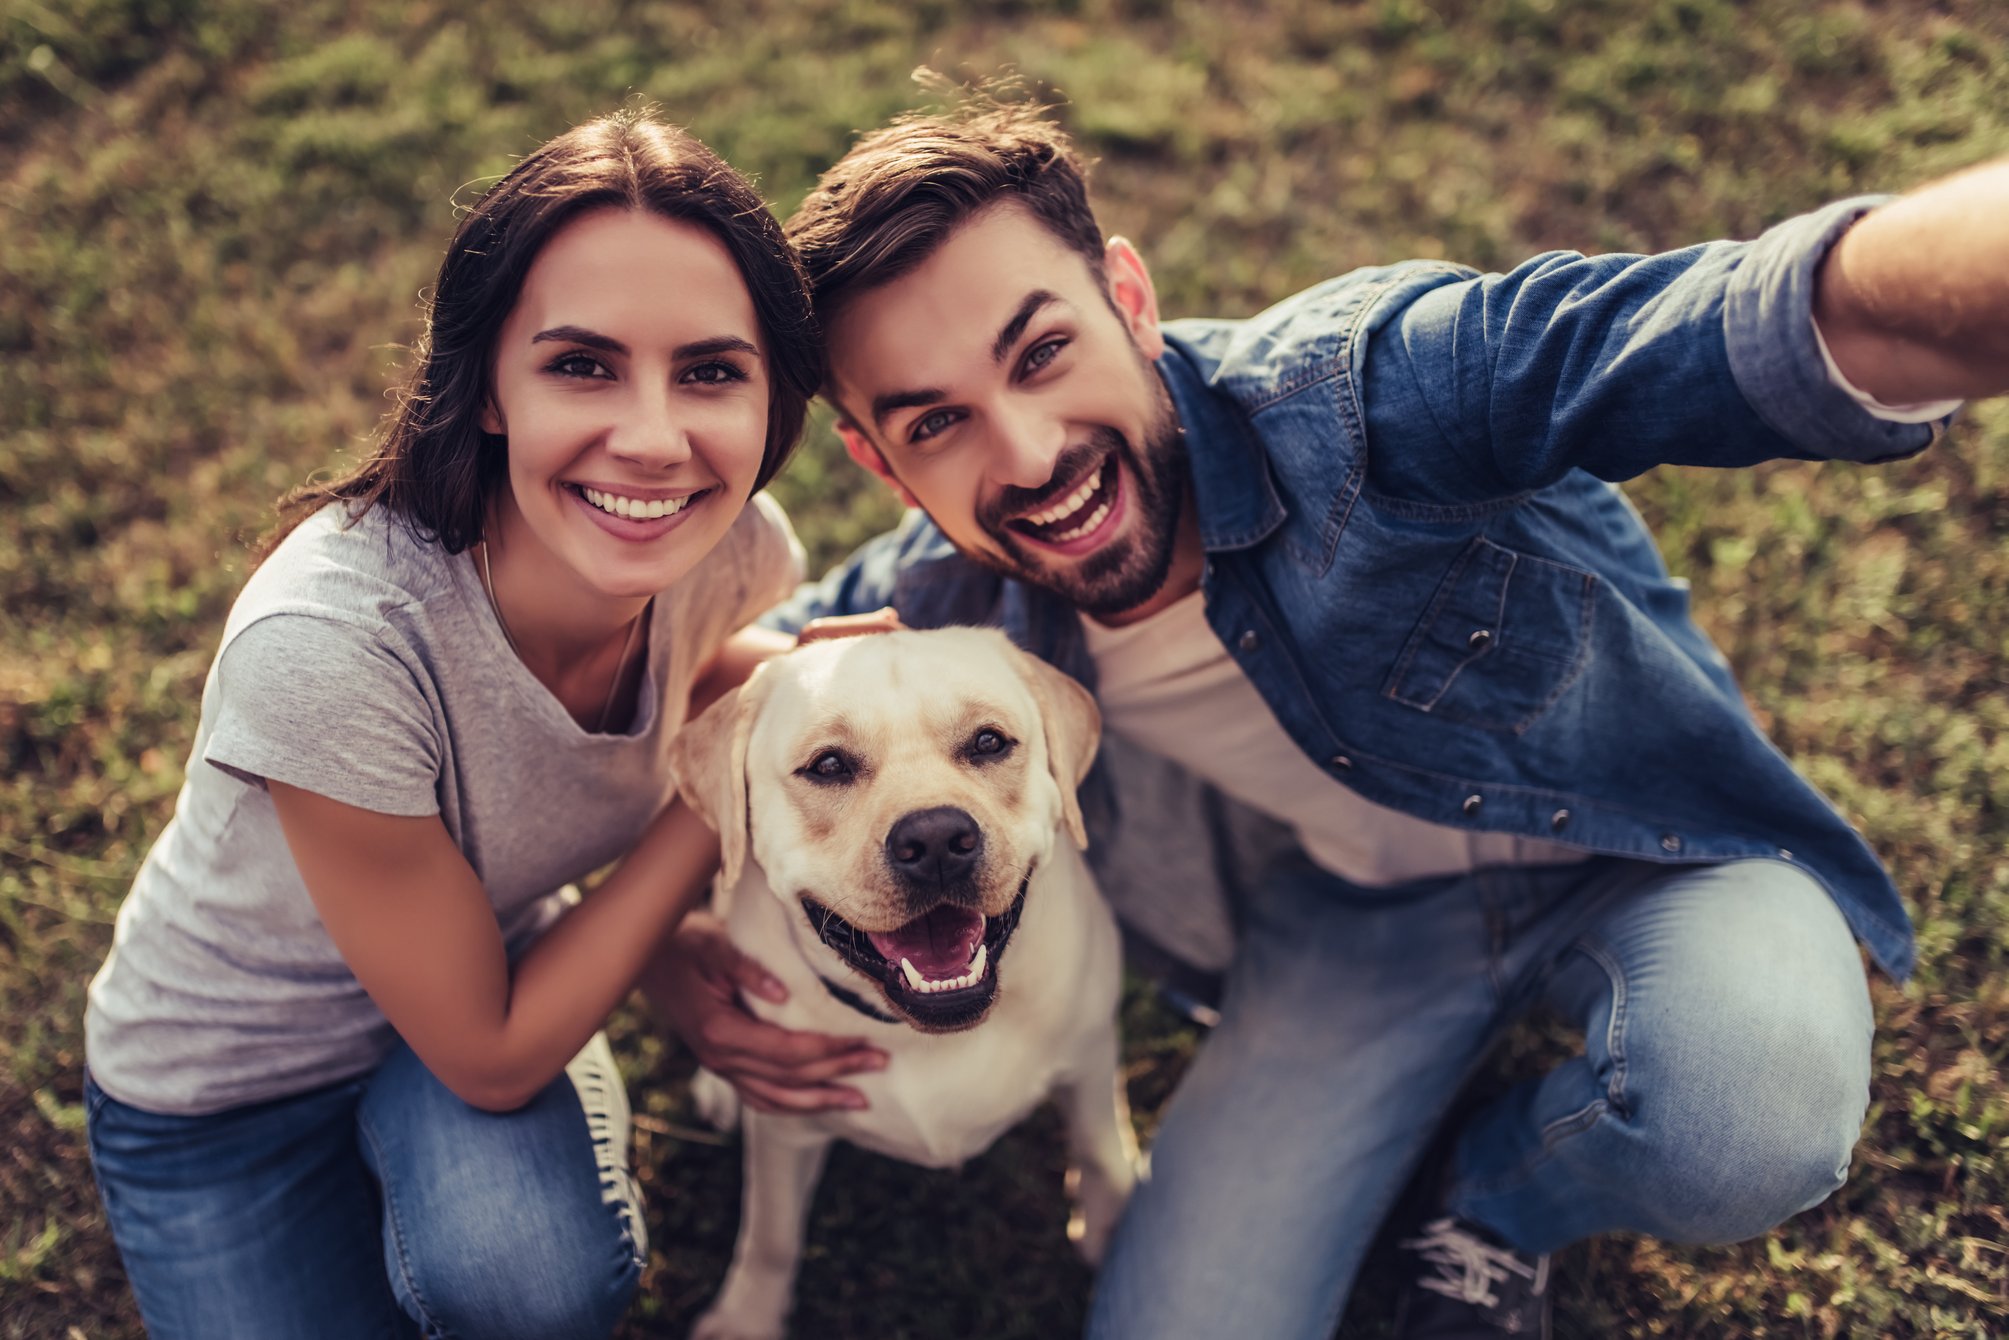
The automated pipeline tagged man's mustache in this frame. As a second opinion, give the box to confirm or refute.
[979,433,1123,534]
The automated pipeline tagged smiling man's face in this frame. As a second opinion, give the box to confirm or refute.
[827,204,1198,624]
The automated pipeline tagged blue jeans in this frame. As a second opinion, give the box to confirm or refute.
[85,1037,644,1339]
[1087,855,1874,1340]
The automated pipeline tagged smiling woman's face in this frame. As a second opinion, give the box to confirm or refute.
[482,207,769,602]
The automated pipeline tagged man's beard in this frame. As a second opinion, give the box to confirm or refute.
[971,374,1187,620]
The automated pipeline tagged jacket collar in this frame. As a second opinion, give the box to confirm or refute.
[1157,335,1288,553]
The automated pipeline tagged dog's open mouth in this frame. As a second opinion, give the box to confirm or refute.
[801,877,1029,1030]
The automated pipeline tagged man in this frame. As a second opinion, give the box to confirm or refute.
[755,92,2004,1339]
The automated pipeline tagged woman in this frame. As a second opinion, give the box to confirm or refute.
[82,108,876,1339]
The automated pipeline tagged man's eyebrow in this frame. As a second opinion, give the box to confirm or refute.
[530,327,760,360]
[991,290,1061,365]
[871,387,947,431]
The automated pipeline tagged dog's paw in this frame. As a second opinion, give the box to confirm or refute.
[689,1304,785,1340]
[690,1068,741,1132]
[1065,1157,1139,1266]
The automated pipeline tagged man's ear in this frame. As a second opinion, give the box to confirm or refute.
[666,668,772,910]
[1104,236,1165,362]
[838,421,921,508]
[1012,645,1103,851]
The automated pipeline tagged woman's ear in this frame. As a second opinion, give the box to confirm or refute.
[479,399,505,436]
[1103,237,1165,362]
[839,422,921,508]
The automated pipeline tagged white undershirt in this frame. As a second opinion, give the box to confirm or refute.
[1081,592,1588,886]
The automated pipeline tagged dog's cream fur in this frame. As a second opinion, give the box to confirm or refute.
[670,628,1139,1340]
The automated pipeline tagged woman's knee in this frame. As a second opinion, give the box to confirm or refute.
[360,1051,643,1338]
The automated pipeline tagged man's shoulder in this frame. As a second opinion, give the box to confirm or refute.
[1162,260,1478,400]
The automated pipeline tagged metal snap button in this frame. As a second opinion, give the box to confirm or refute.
[1467,628,1493,650]
[1660,834,1682,853]
[1550,809,1570,831]
[1778,848,1793,861]
[1462,794,1483,816]
[1330,754,1352,771]
[1238,629,1259,653]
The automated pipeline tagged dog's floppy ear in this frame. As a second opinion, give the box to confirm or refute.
[1014,648,1102,850]
[667,667,771,910]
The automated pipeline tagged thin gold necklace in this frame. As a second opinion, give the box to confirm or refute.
[479,541,642,734]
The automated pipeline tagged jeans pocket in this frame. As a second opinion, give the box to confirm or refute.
[1384,536,1595,733]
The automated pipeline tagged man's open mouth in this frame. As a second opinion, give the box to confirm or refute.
[800,878,1029,1029]
[1005,458,1118,546]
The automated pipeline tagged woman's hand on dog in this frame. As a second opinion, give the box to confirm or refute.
[647,910,888,1113]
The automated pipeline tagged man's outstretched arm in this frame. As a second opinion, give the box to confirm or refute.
[1815,156,2009,405]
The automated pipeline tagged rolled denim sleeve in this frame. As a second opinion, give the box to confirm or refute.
[1361,199,1945,505]
[1726,195,1950,461]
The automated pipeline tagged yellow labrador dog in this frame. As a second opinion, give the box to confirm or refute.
[670,627,1139,1340]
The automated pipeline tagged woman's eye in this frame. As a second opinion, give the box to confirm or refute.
[683,360,747,386]
[968,729,1011,759]
[806,751,852,781]
[548,353,611,379]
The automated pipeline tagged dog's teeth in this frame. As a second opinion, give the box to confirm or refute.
[900,957,925,991]
[969,942,989,981]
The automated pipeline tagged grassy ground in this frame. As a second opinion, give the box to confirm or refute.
[3,0,2007,1335]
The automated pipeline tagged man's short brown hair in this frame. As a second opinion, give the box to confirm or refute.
[785,81,1106,331]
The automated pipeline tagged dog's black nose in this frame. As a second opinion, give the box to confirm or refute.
[886,806,983,887]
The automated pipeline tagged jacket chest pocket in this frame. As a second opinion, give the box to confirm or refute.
[1383,536,1595,734]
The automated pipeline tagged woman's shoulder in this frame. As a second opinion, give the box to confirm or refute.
[229,502,460,643]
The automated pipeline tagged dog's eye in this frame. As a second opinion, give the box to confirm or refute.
[967,728,1013,761]
[804,750,854,783]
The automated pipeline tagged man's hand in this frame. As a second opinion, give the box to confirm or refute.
[643,911,887,1114]
[796,606,905,645]
[1815,155,2009,405]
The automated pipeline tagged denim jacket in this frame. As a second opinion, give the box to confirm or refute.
[768,197,1945,979]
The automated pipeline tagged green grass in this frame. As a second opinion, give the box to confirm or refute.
[3,0,2007,1335]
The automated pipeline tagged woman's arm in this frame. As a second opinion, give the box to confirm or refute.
[268,783,720,1112]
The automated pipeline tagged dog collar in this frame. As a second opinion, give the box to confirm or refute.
[817,975,900,1025]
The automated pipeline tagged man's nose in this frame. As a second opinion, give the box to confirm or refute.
[985,402,1067,492]
[607,382,694,469]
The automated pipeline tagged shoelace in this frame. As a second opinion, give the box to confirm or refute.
[1399,1218,1550,1309]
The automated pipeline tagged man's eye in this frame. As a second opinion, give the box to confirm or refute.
[967,729,1013,761]
[683,361,748,386]
[548,353,612,379]
[911,408,960,444]
[1023,338,1067,375]
[804,750,854,782]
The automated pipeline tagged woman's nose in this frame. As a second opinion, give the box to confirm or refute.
[606,384,694,469]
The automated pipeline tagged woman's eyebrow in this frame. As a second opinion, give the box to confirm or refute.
[530,328,760,360]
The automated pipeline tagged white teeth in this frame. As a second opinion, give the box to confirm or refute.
[1050,499,1112,543]
[898,941,992,994]
[581,487,693,520]
[1023,464,1106,528]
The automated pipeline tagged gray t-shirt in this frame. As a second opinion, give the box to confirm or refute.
[85,495,801,1115]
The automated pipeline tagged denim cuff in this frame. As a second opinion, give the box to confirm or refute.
[1723,194,1949,463]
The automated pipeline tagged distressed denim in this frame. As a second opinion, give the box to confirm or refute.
[1084,852,1872,1340]
[85,1038,642,1340]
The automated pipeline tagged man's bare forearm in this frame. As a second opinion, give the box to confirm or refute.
[1814,156,2009,406]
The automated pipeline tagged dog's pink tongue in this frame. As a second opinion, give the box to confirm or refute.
[868,906,985,979]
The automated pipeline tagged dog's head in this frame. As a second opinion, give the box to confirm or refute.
[669,627,1100,1032]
